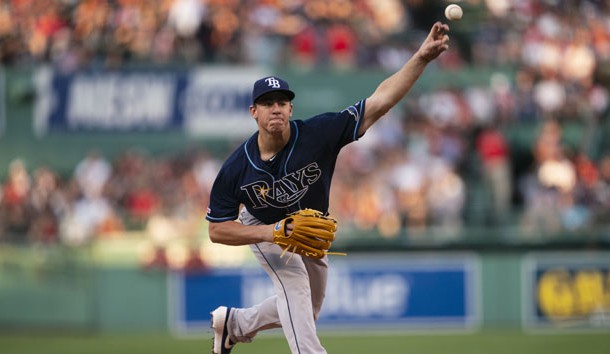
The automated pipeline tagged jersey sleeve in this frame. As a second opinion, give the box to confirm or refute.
[206,165,240,223]
[304,99,366,149]
[340,99,366,143]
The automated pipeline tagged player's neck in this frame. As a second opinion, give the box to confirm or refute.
[258,129,289,161]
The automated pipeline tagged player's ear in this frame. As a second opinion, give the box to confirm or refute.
[249,105,257,118]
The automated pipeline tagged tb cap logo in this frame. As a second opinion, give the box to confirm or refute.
[265,77,281,88]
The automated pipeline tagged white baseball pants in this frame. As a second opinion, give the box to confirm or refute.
[226,209,328,354]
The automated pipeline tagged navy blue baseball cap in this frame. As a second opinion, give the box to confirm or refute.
[252,76,295,104]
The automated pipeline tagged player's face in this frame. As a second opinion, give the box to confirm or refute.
[250,92,293,134]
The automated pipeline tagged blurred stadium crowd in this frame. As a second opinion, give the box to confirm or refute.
[0,0,606,72]
[0,0,436,70]
[2,0,610,258]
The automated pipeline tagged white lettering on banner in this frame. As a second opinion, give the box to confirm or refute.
[181,67,264,137]
[323,272,410,317]
[240,268,409,318]
[67,75,175,129]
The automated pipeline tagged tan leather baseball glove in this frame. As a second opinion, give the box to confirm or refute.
[272,209,338,259]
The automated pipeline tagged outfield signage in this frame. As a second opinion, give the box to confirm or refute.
[169,253,480,335]
[33,67,264,137]
[522,252,610,331]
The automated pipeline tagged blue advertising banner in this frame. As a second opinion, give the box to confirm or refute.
[169,253,480,335]
[522,252,610,332]
[33,66,265,137]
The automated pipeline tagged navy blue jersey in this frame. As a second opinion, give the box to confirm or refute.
[206,100,365,225]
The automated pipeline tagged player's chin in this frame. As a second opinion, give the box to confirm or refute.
[267,120,288,132]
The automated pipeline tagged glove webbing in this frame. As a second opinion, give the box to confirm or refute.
[278,244,347,264]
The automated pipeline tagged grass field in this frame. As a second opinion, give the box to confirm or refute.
[2,329,610,354]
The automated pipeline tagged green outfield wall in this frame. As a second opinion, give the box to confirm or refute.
[0,246,168,332]
[3,245,610,332]
[0,246,534,332]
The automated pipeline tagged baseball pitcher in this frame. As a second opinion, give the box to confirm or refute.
[206,22,450,354]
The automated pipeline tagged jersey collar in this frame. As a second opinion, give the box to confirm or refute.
[245,121,298,174]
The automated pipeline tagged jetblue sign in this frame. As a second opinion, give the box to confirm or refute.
[169,254,480,334]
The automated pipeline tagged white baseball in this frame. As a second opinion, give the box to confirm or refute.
[444,4,463,21]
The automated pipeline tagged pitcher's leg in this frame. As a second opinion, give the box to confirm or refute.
[229,295,281,342]
[303,256,328,320]
[254,242,327,354]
